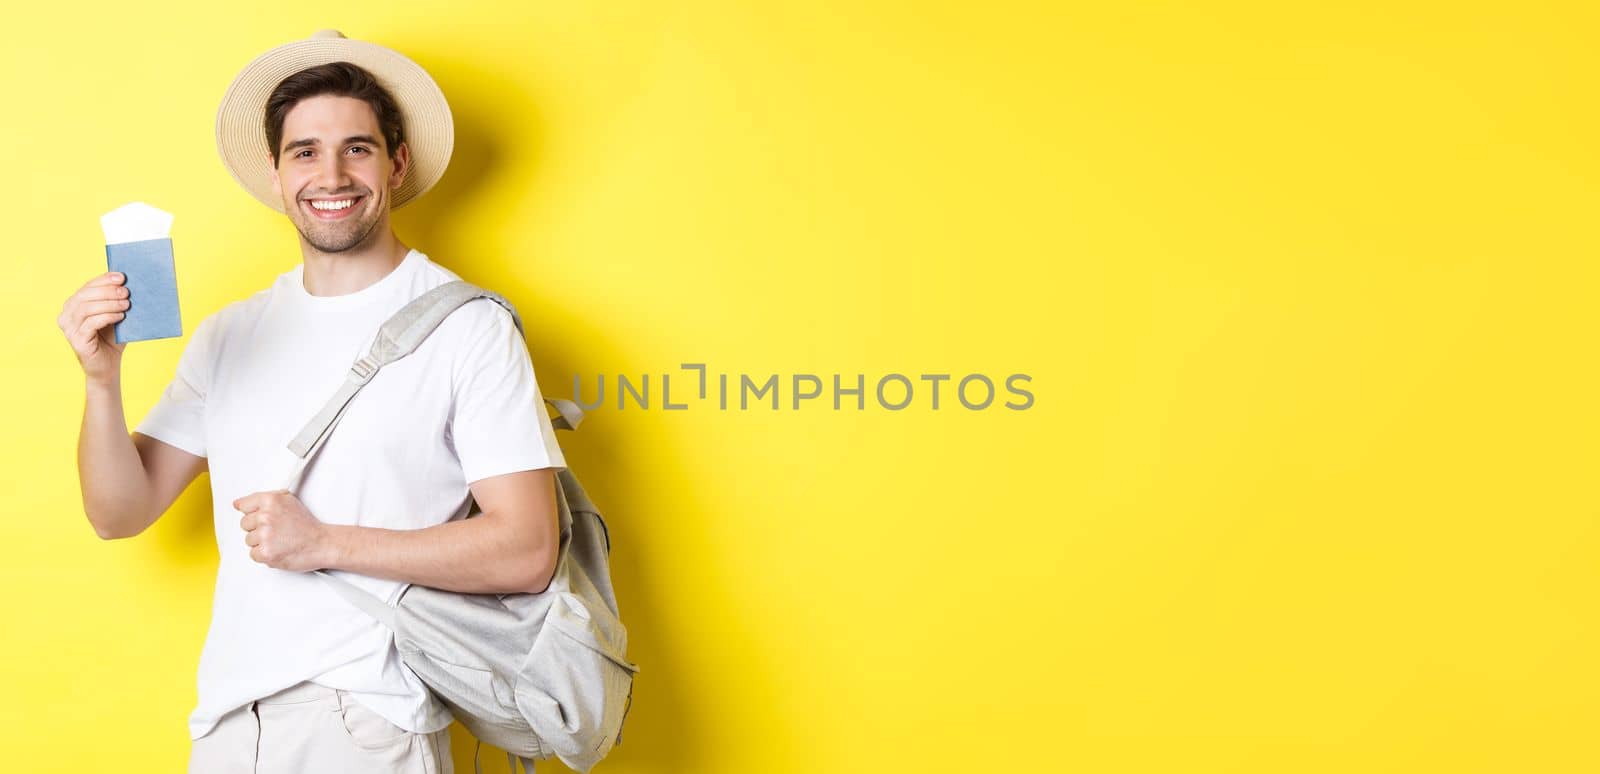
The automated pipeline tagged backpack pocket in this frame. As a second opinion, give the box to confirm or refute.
[404,648,518,715]
[404,647,550,759]
[513,592,639,768]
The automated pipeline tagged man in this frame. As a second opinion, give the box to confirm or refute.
[59,30,566,773]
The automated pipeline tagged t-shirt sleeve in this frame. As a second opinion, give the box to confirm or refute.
[133,314,215,458]
[448,305,567,485]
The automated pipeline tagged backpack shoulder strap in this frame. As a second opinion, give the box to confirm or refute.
[282,280,515,485]
[366,280,525,366]
[285,280,592,630]
[349,280,585,429]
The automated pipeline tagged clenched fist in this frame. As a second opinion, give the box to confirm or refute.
[234,490,332,571]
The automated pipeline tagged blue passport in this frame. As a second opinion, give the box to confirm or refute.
[105,238,182,343]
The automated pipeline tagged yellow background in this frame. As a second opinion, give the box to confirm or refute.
[3,1,1596,771]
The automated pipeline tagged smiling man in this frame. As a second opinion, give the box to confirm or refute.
[66,30,566,774]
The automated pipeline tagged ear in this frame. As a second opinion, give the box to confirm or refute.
[267,152,281,199]
[389,141,411,192]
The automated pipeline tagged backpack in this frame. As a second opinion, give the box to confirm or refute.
[276,280,637,774]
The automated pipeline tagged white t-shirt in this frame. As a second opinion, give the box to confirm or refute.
[134,248,567,741]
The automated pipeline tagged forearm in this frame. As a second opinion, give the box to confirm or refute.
[78,376,153,539]
[320,514,552,595]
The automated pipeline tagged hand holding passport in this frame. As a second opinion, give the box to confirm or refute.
[99,202,182,344]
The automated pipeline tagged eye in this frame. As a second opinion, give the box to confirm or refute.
[295,150,312,159]
[348,146,370,155]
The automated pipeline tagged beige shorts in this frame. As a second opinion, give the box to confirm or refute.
[187,681,453,774]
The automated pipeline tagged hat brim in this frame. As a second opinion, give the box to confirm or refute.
[215,36,453,214]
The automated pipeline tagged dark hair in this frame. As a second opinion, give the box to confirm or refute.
[264,61,405,167]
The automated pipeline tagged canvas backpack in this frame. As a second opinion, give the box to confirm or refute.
[276,280,638,774]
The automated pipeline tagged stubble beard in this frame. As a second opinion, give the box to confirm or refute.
[294,195,382,253]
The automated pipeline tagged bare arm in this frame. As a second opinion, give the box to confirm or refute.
[63,270,206,539]
[77,378,209,541]
[236,468,561,595]
[76,377,147,539]
[322,468,561,594]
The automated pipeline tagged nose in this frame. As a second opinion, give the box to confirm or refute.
[312,151,354,194]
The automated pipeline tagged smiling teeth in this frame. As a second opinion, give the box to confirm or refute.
[311,199,356,211]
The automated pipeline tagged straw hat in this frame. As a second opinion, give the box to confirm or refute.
[215,29,454,213]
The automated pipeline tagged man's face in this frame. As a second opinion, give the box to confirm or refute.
[267,95,409,253]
